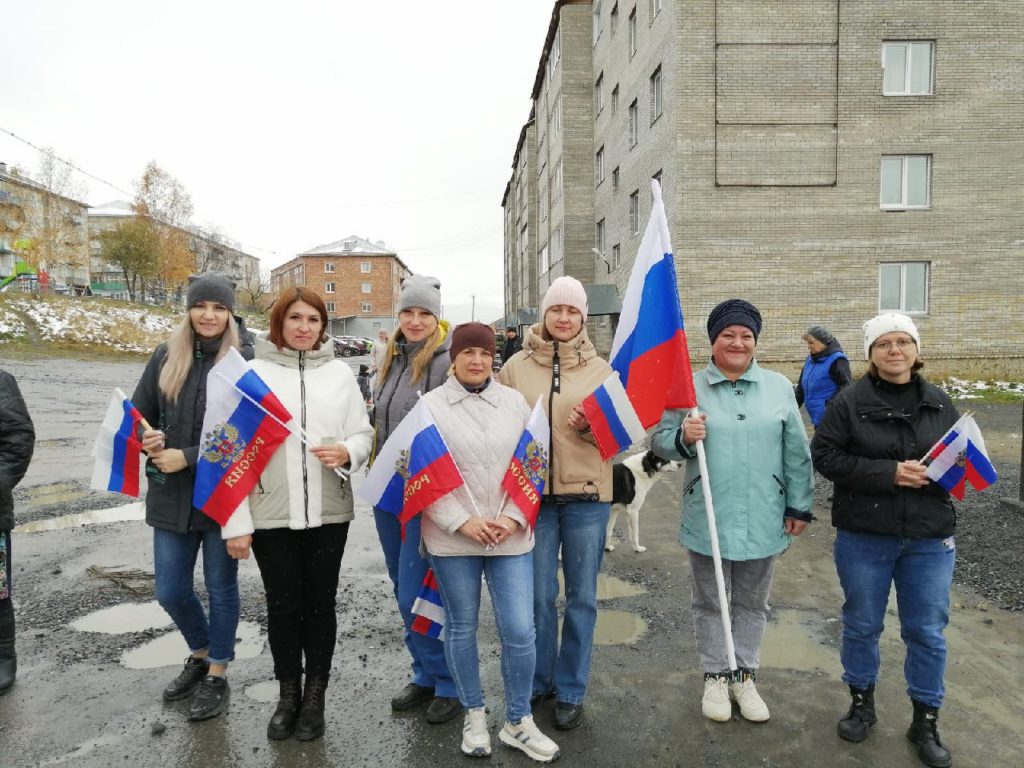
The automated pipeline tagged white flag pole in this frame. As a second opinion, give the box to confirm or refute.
[690,405,738,673]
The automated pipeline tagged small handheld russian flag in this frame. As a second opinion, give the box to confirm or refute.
[500,396,550,530]
[90,388,147,497]
[410,568,445,640]
[924,413,998,500]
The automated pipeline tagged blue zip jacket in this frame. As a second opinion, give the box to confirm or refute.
[652,360,814,560]
[799,349,846,425]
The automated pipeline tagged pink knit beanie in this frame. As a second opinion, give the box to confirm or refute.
[540,276,588,323]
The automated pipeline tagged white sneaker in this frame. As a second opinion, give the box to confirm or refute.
[461,707,491,757]
[499,713,561,763]
[730,677,770,722]
[702,676,732,722]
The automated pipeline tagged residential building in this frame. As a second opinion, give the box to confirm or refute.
[503,1,1024,371]
[271,236,412,337]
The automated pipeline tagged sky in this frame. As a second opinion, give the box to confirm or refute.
[0,0,555,324]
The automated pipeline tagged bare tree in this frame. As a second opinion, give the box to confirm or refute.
[133,161,196,301]
[238,260,271,313]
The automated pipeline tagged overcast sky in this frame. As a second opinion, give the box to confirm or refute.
[0,0,554,324]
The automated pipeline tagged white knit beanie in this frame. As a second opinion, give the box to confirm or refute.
[862,313,921,359]
[540,276,588,322]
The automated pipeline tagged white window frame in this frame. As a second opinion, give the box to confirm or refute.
[628,99,639,147]
[325,301,336,313]
[879,262,929,314]
[324,282,335,293]
[880,155,931,210]
[882,41,934,96]
[612,166,620,190]
[610,2,619,35]
[611,243,621,270]
[551,28,561,70]
[360,261,371,273]
[551,225,564,265]
[593,0,603,45]
[324,262,335,273]
[551,95,561,135]
[595,72,604,115]
[553,159,563,202]
[595,219,606,254]
[629,190,640,235]
[539,244,550,275]
[595,146,606,185]
[361,282,372,293]
[649,0,662,21]
[650,65,663,123]
[611,83,619,115]
[361,301,372,312]
[628,7,637,58]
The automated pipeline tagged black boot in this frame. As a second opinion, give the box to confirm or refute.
[267,678,303,740]
[837,684,877,742]
[907,700,952,768]
[294,675,328,741]
[0,603,15,696]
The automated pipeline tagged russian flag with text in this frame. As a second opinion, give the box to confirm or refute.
[583,179,696,459]
[500,396,550,530]
[90,388,146,497]
[411,568,446,640]
[925,414,998,500]
[358,398,465,526]
[193,348,292,525]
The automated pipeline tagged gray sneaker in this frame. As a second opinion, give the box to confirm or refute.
[188,675,230,721]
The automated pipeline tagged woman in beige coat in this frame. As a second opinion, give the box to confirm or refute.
[421,323,560,763]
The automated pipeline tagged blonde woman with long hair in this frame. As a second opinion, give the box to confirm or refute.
[131,273,241,722]
[370,275,461,724]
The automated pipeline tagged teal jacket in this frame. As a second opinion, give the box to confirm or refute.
[652,360,814,561]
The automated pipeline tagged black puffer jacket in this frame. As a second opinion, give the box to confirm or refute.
[811,374,959,538]
[132,338,222,533]
[0,370,35,531]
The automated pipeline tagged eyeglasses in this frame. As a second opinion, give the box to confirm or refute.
[873,339,916,352]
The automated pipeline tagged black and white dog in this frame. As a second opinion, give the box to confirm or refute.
[606,449,681,553]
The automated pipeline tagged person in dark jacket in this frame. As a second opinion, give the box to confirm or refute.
[235,314,256,361]
[132,272,241,722]
[0,369,34,696]
[356,364,372,405]
[811,313,958,768]
[502,326,522,364]
[794,325,852,427]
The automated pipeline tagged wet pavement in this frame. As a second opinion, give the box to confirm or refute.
[0,353,1022,767]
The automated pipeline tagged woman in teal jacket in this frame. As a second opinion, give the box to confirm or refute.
[652,299,813,725]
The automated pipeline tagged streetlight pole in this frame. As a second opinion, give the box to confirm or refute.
[471,294,476,322]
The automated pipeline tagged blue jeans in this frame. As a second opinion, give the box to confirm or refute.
[431,552,536,722]
[373,509,456,697]
[834,529,955,708]
[153,527,240,666]
[533,500,610,705]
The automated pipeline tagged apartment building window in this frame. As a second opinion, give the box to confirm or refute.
[649,0,662,20]
[628,7,637,57]
[611,84,619,114]
[652,169,663,193]
[879,262,928,314]
[551,225,564,265]
[324,282,335,293]
[324,262,335,273]
[593,1,603,44]
[629,190,640,234]
[595,72,605,115]
[540,184,549,221]
[650,65,663,123]
[595,219,606,254]
[553,159,563,202]
[362,282,372,293]
[612,166,620,190]
[595,146,606,185]
[325,301,336,313]
[628,99,639,147]
[611,243,621,270]
[551,95,561,135]
[361,301,372,312]
[539,244,550,275]
[551,28,561,69]
[360,261,371,273]
[880,155,931,209]
[883,41,934,95]
[611,2,619,34]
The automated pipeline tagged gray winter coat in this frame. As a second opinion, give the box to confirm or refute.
[0,369,34,530]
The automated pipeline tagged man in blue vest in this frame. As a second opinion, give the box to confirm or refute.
[795,325,852,427]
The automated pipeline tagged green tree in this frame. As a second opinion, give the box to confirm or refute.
[100,219,160,302]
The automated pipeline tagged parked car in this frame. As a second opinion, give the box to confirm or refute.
[333,337,362,357]
[336,335,372,354]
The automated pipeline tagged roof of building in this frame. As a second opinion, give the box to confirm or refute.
[300,235,397,257]
[88,199,135,217]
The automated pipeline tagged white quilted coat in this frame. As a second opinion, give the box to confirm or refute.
[420,376,533,557]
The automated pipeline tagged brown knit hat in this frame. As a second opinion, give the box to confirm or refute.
[449,322,496,361]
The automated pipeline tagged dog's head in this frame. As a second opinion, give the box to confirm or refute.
[640,450,682,477]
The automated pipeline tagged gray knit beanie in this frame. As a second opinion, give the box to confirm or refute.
[186,272,236,312]
[398,275,442,317]
[803,325,835,345]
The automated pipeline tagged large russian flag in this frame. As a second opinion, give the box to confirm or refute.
[500,396,550,530]
[193,348,292,524]
[90,388,146,497]
[358,398,465,526]
[925,414,998,500]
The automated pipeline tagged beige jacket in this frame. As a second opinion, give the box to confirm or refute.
[420,376,533,557]
[497,323,613,501]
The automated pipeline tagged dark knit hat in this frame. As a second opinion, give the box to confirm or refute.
[449,322,496,361]
[358,364,369,375]
[707,299,762,343]
[186,272,235,312]
[803,325,835,345]
[399,274,442,317]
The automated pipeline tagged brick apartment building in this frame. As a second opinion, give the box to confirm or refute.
[503,0,1023,373]
[270,235,411,338]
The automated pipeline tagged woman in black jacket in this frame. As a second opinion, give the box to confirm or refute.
[132,273,241,722]
[812,313,958,768]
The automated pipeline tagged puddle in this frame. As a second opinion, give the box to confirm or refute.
[594,609,647,645]
[245,680,279,703]
[121,620,264,669]
[596,572,646,600]
[37,735,123,766]
[70,601,171,634]
[14,502,145,533]
[760,608,840,678]
[20,480,89,507]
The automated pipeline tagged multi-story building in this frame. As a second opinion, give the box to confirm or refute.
[270,236,412,338]
[0,162,90,293]
[504,0,1023,372]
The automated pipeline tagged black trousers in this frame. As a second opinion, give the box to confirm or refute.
[251,522,349,680]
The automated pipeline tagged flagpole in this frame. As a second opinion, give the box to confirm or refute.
[919,412,970,465]
[213,371,350,479]
[115,387,154,433]
[690,406,738,673]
